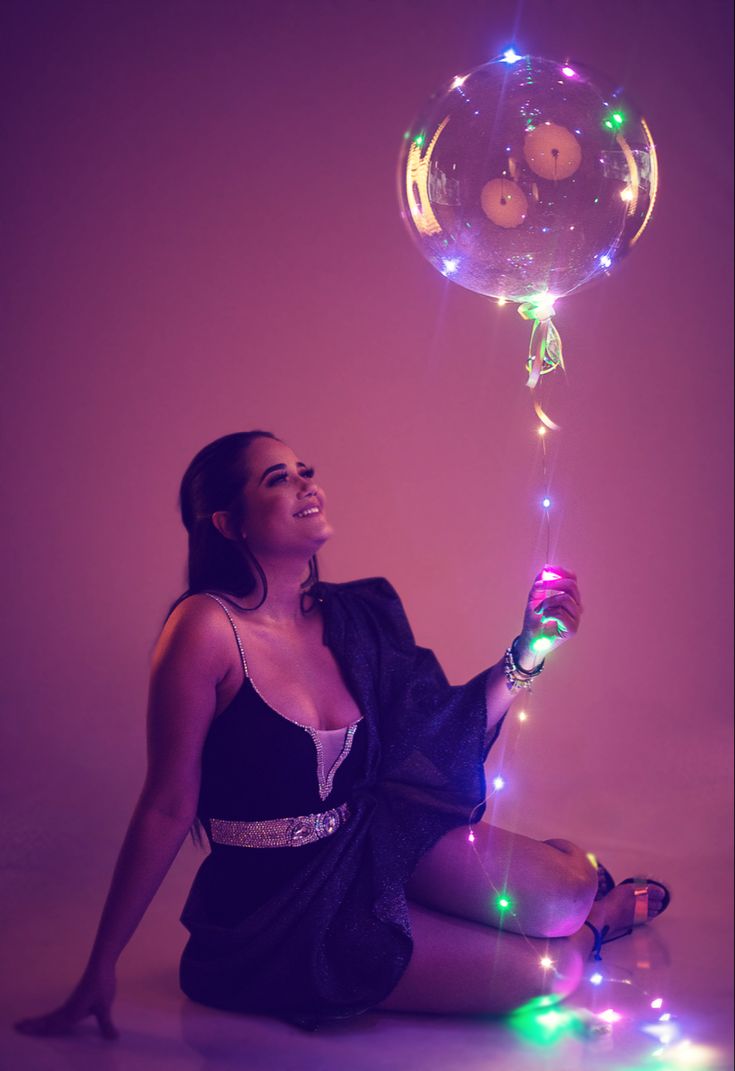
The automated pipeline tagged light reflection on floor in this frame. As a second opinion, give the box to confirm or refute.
[2,847,731,1071]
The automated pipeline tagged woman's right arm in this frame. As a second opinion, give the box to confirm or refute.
[14,596,228,1040]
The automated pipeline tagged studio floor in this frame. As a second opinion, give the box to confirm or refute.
[2,839,732,1071]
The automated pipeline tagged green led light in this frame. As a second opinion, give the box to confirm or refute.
[604,120,614,130]
[612,111,625,125]
[531,635,554,655]
[509,999,580,1047]
[496,893,513,912]
[414,133,425,146]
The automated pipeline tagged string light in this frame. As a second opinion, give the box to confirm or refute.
[598,1009,622,1023]
[651,998,664,1009]
[537,425,547,436]
[492,775,506,791]
[450,74,468,90]
[502,48,522,64]
[518,710,528,722]
[442,257,459,274]
[539,956,554,970]
[541,568,561,581]
[542,496,551,508]
[531,635,554,655]
[497,296,507,306]
[590,972,604,985]
[467,829,476,843]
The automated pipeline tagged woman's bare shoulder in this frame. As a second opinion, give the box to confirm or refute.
[152,592,237,675]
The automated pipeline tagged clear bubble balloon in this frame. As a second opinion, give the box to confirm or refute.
[398,54,658,304]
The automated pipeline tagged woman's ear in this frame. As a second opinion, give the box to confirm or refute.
[211,511,242,542]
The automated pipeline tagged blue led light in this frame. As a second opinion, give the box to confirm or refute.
[492,775,506,791]
[442,258,459,275]
[502,48,522,64]
[542,497,551,509]
[599,254,612,268]
[590,972,604,985]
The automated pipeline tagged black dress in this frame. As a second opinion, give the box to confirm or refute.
[179,577,505,1030]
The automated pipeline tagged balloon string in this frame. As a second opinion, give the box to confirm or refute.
[518,302,565,430]
[540,395,551,564]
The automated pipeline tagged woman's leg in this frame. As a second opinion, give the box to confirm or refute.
[376,879,667,1016]
[375,900,594,1015]
[405,821,598,938]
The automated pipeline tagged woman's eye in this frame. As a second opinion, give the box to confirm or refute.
[267,466,315,487]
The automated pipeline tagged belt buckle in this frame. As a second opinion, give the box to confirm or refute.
[290,816,315,844]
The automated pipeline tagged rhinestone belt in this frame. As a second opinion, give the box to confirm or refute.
[209,801,351,848]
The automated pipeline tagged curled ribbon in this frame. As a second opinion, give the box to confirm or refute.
[517,301,565,430]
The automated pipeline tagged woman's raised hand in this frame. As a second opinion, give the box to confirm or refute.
[14,964,119,1040]
[516,565,583,666]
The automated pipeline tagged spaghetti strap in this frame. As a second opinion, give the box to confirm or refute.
[202,592,250,679]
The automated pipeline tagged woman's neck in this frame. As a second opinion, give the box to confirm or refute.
[236,553,314,628]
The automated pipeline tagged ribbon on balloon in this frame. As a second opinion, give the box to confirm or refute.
[518,300,565,431]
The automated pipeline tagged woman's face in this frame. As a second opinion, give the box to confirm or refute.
[237,437,333,555]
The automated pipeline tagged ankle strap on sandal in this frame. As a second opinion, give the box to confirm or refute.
[584,920,610,961]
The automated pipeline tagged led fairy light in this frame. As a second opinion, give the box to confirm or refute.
[462,810,695,1055]
[396,52,709,1066]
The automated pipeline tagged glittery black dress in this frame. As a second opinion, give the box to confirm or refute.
[179,577,505,1030]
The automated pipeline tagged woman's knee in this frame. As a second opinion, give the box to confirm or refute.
[534,848,597,938]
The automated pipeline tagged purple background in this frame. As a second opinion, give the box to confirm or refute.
[1,0,732,1059]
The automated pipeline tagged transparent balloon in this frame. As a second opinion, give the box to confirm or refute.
[397,54,658,304]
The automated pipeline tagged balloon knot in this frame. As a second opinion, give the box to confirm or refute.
[518,298,557,322]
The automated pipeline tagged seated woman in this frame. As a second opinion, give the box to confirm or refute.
[15,430,669,1037]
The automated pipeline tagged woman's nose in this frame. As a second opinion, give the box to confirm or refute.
[297,477,317,496]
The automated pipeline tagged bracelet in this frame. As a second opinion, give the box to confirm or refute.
[503,636,545,691]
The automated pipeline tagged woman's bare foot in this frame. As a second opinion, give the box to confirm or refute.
[586,881,667,943]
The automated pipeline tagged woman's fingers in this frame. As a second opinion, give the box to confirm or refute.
[538,604,579,634]
[15,1003,117,1040]
[531,577,582,605]
[15,1011,71,1037]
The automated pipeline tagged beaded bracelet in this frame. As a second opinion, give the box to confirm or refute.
[503,636,546,691]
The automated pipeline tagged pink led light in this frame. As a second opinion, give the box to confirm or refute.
[561,66,577,78]
[541,569,562,581]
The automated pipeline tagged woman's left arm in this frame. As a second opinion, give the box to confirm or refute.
[484,566,583,729]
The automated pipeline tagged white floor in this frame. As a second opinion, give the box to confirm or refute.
[2,841,732,1071]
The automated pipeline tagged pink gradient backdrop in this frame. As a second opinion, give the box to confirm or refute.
[1,0,732,1037]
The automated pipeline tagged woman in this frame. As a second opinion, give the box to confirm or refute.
[15,430,669,1037]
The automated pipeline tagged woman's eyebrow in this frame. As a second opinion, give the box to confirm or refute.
[257,461,307,486]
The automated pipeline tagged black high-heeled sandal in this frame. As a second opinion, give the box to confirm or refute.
[584,876,672,960]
